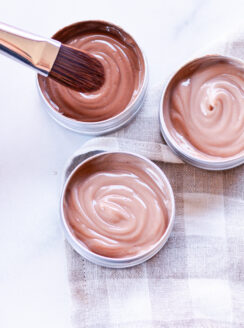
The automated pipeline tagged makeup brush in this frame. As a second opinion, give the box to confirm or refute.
[0,22,104,92]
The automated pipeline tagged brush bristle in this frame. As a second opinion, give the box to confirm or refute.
[49,44,104,92]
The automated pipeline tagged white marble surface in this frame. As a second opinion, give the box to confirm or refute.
[0,0,244,327]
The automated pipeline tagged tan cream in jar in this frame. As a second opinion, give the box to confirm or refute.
[62,152,173,259]
[161,55,244,169]
[38,21,145,122]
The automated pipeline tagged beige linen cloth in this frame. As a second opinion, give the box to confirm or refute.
[65,31,244,328]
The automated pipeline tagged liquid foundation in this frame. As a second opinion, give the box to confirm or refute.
[38,21,145,123]
[61,152,175,264]
[161,55,244,169]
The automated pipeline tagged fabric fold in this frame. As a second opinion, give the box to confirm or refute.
[65,30,244,328]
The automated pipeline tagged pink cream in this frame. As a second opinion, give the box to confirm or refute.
[63,153,170,258]
[165,60,244,158]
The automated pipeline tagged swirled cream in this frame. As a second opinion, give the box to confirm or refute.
[38,21,145,122]
[165,58,244,158]
[63,153,170,258]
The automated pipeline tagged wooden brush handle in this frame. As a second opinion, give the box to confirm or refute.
[0,22,60,75]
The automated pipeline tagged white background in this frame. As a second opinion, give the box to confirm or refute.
[0,0,244,327]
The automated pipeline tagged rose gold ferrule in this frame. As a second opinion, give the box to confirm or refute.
[0,22,60,75]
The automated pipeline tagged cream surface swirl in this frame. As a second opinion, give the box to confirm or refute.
[63,153,170,258]
[38,21,145,122]
[166,60,244,158]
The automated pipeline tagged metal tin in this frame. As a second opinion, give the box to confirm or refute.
[159,54,244,170]
[37,21,148,135]
[60,150,175,268]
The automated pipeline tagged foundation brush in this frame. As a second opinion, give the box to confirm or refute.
[0,22,104,92]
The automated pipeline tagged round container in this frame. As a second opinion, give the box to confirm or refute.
[37,20,148,135]
[60,150,175,268]
[160,55,244,170]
